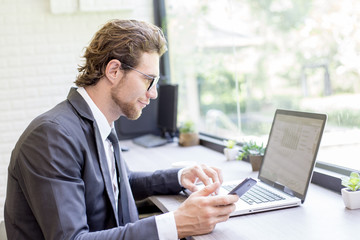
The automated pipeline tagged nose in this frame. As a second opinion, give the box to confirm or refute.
[146,85,158,99]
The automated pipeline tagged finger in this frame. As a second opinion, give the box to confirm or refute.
[201,166,223,194]
[209,194,239,206]
[202,165,220,184]
[214,213,232,223]
[213,167,223,184]
[182,179,200,193]
[215,168,224,194]
[212,202,237,216]
[193,182,220,197]
[192,165,213,186]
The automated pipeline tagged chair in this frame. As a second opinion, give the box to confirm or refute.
[0,221,7,240]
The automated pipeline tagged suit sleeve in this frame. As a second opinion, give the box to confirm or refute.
[128,168,184,200]
[12,121,161,240]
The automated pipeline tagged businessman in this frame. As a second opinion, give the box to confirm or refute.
[4,19,238,240]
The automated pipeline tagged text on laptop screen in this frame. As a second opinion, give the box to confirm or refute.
[259,113,324,196]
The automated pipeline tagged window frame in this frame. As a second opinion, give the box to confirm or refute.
[154,0,351,194]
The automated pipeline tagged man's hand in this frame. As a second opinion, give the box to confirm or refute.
[180,164,223,194]
[174,182,239,238]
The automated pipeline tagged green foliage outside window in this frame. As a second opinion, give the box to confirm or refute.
[166,0,360,170]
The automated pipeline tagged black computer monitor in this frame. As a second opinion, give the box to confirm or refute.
[157,84,178,140]
[115,84,178,140]
[114,97,160,140]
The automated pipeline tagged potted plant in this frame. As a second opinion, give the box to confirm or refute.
[341,172,360,210]
[178,121,199,147]
[237,140,266,171]
[223,139,240,161]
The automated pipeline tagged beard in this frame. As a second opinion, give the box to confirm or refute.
[111,80,142,120]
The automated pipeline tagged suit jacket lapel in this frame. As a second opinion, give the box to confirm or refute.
[67,87,120,225]
[93,123,120,225]
[119,150,138,222]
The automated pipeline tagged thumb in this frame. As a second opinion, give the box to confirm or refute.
[193,182,220,197]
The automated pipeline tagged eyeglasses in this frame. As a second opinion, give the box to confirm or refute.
[121,62,160,91]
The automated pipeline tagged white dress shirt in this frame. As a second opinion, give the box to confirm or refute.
[77,87,178,240]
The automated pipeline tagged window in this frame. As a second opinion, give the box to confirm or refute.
[164,0,360,172]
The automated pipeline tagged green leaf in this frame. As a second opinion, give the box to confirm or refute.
[237,140,266,160]
[341,172,360,191]
[224,140,236,149]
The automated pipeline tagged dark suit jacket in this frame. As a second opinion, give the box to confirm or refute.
[4,88,183,240]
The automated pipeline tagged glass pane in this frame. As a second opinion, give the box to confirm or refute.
[165,0,360,171]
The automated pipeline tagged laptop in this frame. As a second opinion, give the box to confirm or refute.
[190,109,327,216]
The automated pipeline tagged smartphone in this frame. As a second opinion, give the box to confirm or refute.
[228,177,257,197]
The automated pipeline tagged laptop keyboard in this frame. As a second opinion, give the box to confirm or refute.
[223,184,285,205]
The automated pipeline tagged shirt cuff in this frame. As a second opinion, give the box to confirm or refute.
[155,211,178,240]
[177,168,185,187]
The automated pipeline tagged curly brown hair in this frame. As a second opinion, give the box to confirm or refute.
[75,19,167,87]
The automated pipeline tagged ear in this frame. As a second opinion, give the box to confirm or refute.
[105,59,122,84]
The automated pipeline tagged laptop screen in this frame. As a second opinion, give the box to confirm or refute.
[259,109,327,201]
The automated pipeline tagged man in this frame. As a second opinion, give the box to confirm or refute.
[4,19,238,239]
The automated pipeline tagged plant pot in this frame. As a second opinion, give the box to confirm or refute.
[341,188,360,210]
[249,155,263,171]
[179,132,199,147]
[223,147,239,161]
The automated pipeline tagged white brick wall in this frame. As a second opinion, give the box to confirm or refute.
[0,0,154,220]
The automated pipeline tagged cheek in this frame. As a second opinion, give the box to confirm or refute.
[115,74,148,102]
[116,84,141,103]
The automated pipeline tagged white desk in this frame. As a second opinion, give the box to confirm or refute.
[121,140,360,240]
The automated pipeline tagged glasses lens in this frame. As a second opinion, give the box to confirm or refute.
[148,76,160,91]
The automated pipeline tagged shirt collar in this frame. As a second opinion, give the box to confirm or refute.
[77,87,112,142]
